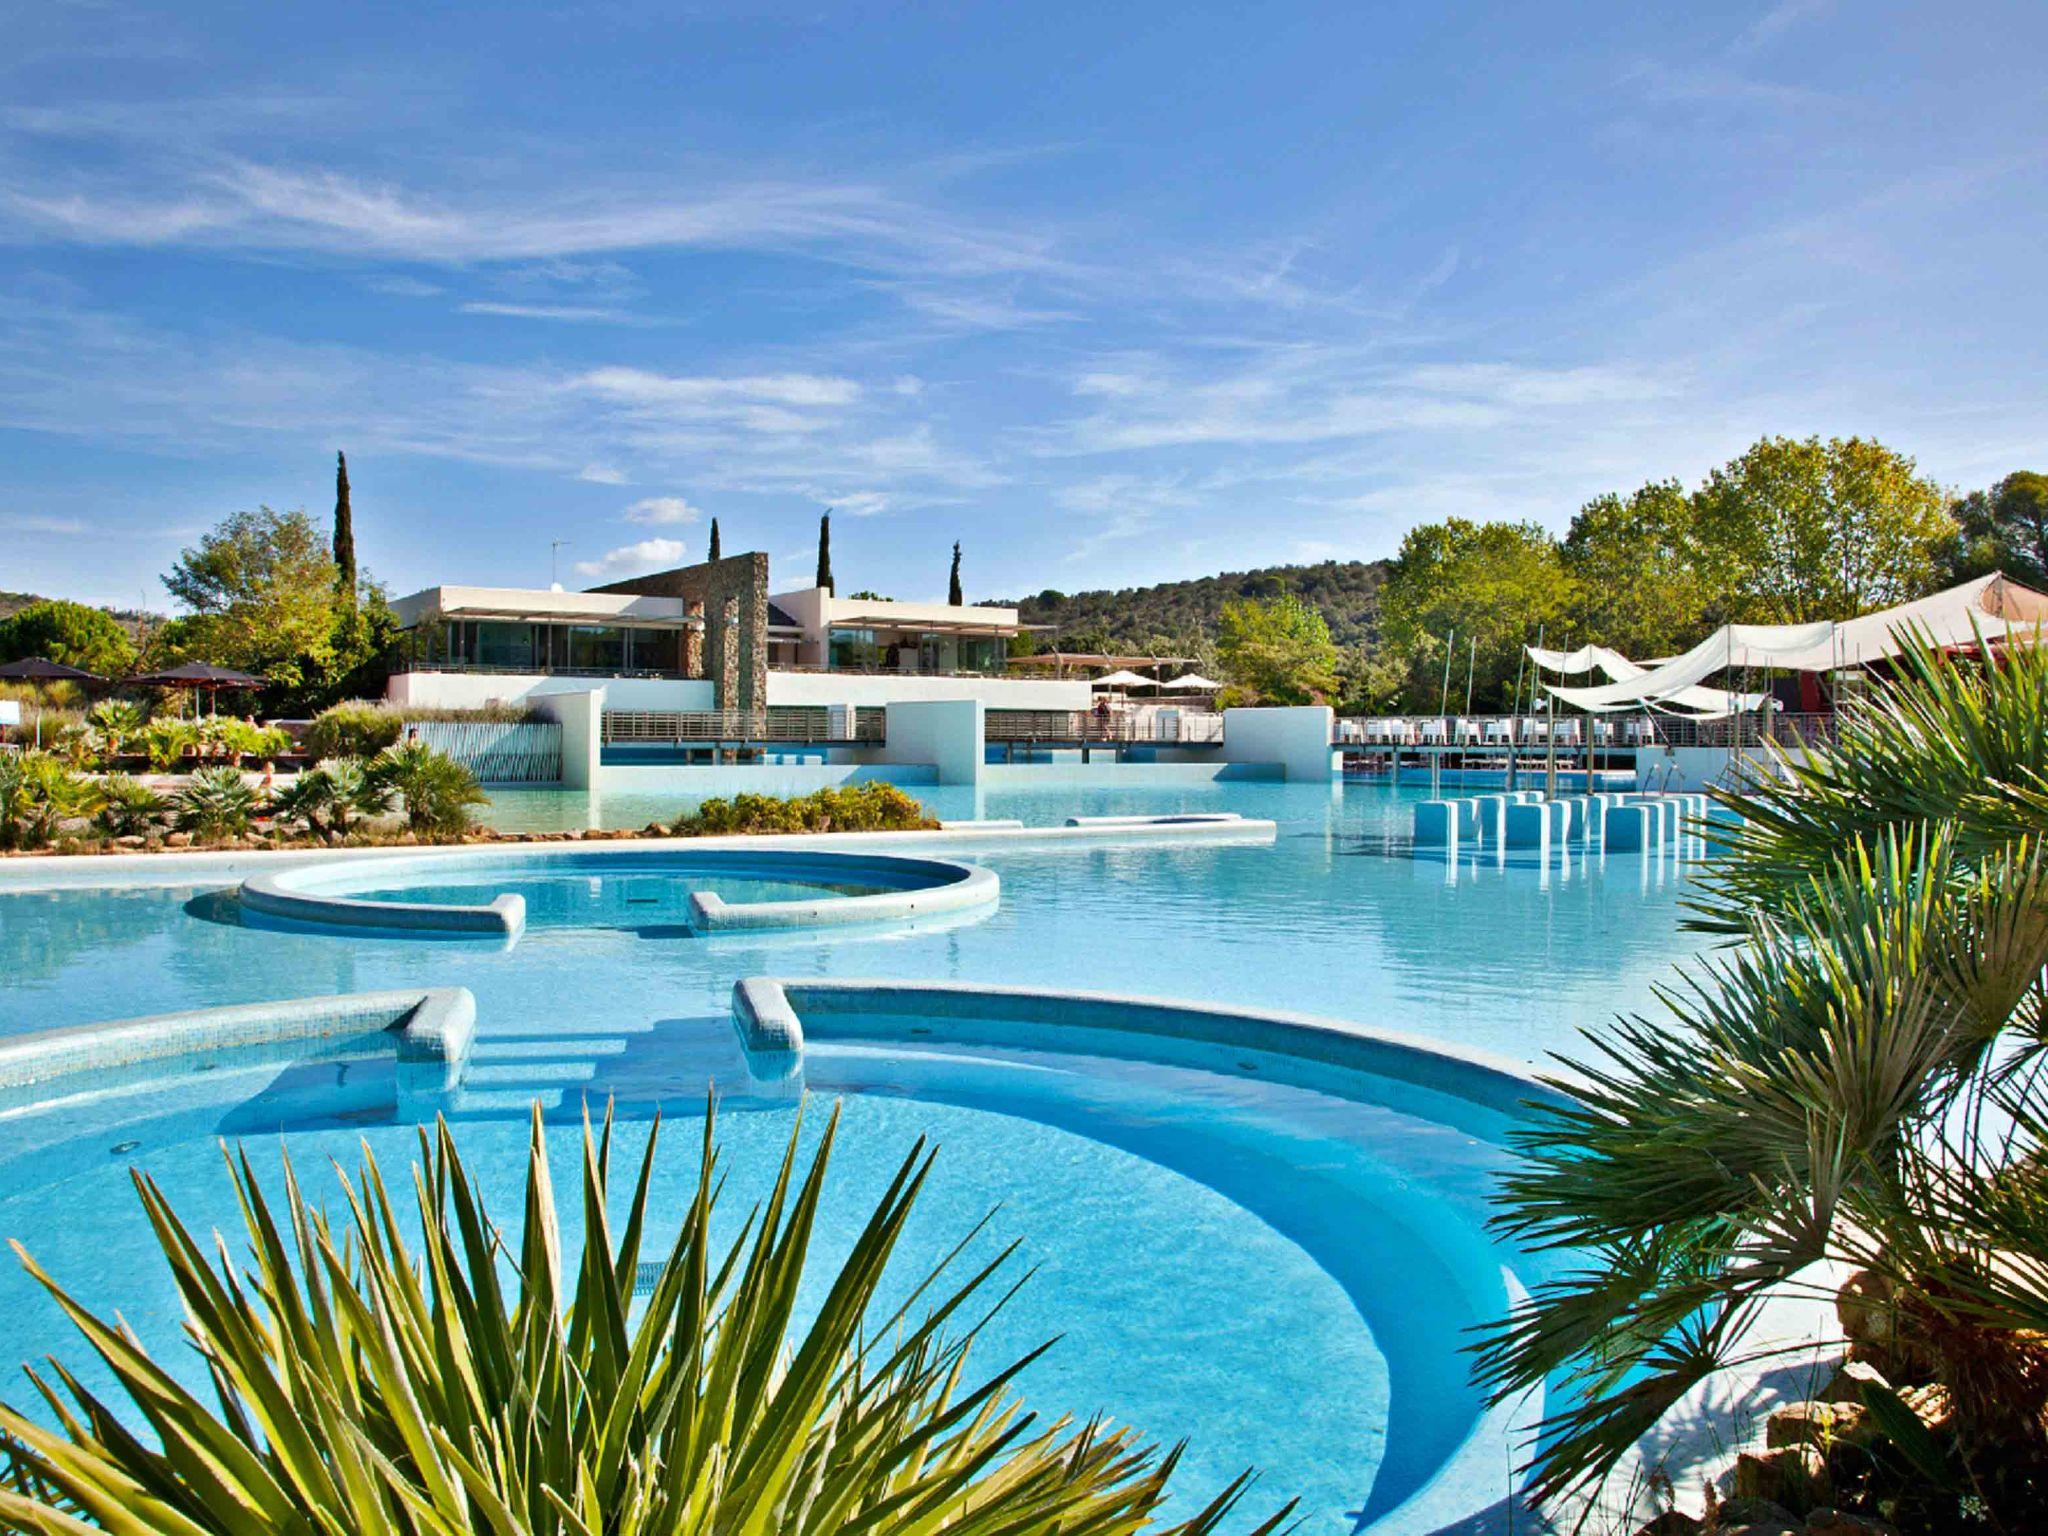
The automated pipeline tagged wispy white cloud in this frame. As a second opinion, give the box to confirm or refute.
[621,495,699,525]
[0,514,89,535]
[573,536,688,578]
[458,301,647,324]
[577,463,628,485]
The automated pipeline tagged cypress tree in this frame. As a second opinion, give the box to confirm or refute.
[333,451,357,606]
[707,517,721,562]
[816,511,834,593]
[948,541,963,605]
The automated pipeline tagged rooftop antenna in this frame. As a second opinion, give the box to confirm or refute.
[550,539,571,589]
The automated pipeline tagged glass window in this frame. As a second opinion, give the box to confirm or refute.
[474,621,537,671]
[829,628,882,669]
[565,625,627,673]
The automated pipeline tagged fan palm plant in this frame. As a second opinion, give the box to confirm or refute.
[172,763,261,839]
[1475,632,2048,1519]
[371,737,489,837]
[269,756,388,842]
[0,1101,1291,1536]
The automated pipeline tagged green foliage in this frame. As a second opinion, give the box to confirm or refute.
[1378,519,1572,710]
[157,507,399,712]
[140,717,199,771]
[91,774,165,838]
[1692,435,1956,622]
[0,753,100,850]
[0,599,137,677]
[678,782,936,836]
[707,515,721,561]
[1949,469,2048,586]
[85,698,144,753]
[1477,637,2048,1519]
[268,757,387,843]
[1561,480,1712,657]
[1215,595,1342,704]
[1007,562,1386,657]
[0,1102,1288,1536]
[817,509,834,592]
[950,540,964,605]
[305,700,406,759]
[369,738,487,837]
[172,764,260,839]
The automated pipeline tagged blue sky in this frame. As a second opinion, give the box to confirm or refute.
[3,0,2043,611]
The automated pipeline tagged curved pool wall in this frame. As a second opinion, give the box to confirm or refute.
[729,977,1564,1536]
[238,845,1000,943]
[0,987,475,1117]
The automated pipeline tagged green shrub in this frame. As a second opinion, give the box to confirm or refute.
[0,1103,1285,1536]
[304,700,404,760]
[140,717,198,771]
[268,757,387,842]
[678,782,936,836]
[204,716,292,763]
[92,774,165,838]
[85,699,144,753]
[0,752,100,850]
[368,738,487,837]
[172,764,260,839]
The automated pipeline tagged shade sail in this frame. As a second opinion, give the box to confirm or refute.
[1540,574,2048,712]
[1528,644,1767,715]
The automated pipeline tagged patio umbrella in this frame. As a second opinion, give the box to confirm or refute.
[0,656,106,685]
[0,656,108,747]
[123,661,266,717]
[1158,672,1223,690]
[1090,669,1154,689]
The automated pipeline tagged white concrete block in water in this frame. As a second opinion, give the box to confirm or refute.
[1453,798,1481,837]
[1605,803,1651,850]
[1505,799,1566,850]
[1473,794,1510,842]
[1414,801,1459,848]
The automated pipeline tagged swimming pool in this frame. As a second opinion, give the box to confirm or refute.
[0,779,1711,1532]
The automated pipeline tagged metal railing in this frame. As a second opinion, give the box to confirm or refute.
[1332,712,1839,752]
[602,709,884,745]
[769,662,1010,679]
[396,661,690,681]
[985,710,1224,745]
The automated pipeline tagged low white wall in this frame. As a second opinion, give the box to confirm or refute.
[1220,705,1337,781]
[766,670,1089,710]
[387,672,715,711]
[538,688,604,789]
[1636,744,1809,792]
[880,698,984,785]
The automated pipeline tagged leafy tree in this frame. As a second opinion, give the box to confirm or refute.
[1691,435,1956,622]
[949,540,964,605]
[159,506,395,712]
[332,451,356,605]
[816,510,834,592]
[1561,480,1711,657]
[1378,519,1572,710]
[1948,469,2048,586]
[1216,594,1342,704]
[707,515,721,562]
[0,599,137,676]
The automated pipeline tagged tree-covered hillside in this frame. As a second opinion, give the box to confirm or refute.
[999,560,1388,653]
[0,591,157,634]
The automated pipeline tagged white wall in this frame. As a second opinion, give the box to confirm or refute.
[1220,706,1337,782]
[537,688,604,789]
[880,699,984,785]
[387,672,715,711]
[765,669,1089,710]
[390,585,692,627]
[1638,744,1808,792]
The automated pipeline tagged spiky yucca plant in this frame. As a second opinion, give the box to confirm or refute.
[0,1102,1291,1536]
[1476,632,2048,1516]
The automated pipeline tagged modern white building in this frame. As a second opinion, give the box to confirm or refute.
[385,554,1091,717]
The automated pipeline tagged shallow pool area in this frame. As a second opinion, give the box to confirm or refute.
[0,778,1715,1533]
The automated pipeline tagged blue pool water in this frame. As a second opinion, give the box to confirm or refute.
[0,779,1711,1530]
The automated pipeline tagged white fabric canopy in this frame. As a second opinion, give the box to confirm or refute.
[1091,669,1154,689]
[1528,644,1769,715]
[1157,672,1223,690]
[1539,574,2048,713]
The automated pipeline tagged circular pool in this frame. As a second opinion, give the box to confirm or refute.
[236,844,1001,943]
[0,981,1557,1534]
